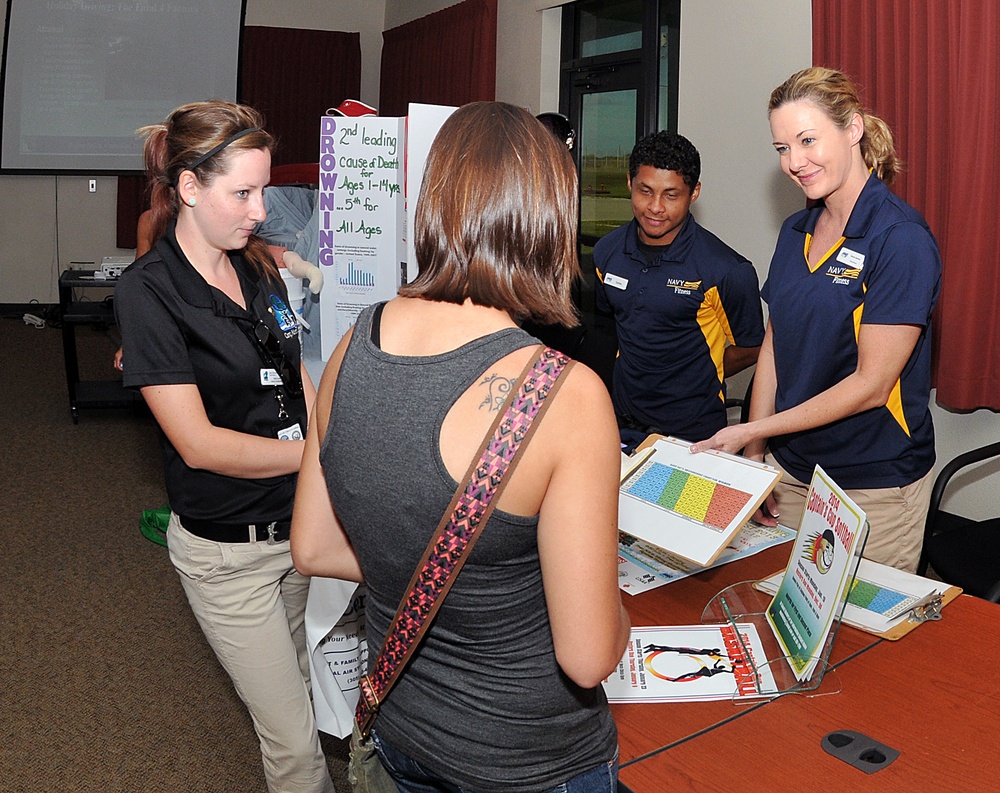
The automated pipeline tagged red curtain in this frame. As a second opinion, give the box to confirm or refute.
[116,174,146,249]
[117,26,361,248]
[379,0,497,117]
[240,26,361,166]
[813,0,1000,411]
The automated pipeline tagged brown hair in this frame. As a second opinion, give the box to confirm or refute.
[138,100,278,280]
[399,101,580,327]
[768,67,900,186]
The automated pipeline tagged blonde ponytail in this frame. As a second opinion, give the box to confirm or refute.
[769,67,901,185]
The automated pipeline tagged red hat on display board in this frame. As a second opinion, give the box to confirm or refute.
[327,99,378,117]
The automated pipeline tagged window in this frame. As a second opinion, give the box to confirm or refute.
[560,0,680,249]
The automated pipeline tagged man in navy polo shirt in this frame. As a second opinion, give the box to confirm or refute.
[595,131,764,452]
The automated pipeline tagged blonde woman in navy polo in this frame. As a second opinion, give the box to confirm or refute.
[691,67,941,573]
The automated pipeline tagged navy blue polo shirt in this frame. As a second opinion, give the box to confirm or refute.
[594,215,764,442]
[763,174,941,489]
[115,220,307,523]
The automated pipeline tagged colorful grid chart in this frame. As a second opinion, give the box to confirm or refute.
[625,461,753,532]
[848,579,915,618]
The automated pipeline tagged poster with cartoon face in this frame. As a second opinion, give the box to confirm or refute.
[766,466,867,681]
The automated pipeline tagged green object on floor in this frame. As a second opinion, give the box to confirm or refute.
[139,505,170,547]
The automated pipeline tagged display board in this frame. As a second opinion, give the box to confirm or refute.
[317,113,405,358]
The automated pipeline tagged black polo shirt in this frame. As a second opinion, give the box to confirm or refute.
[115,220,307,523]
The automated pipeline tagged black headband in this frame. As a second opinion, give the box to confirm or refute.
[176,127,260,184]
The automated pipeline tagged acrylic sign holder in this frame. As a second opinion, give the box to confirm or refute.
[701,521,870,704]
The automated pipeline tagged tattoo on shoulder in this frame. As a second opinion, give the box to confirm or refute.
[479,373,516,412]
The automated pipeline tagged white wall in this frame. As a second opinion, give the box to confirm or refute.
[677,0,810,295]
[677,0,809,425]
[0,173,109,305]
[930,397,1000,519]
[383,0,448,28]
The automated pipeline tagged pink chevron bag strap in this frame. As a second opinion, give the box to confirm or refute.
[355,345,573,739]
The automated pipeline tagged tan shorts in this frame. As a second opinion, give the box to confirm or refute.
[764,453,933,573]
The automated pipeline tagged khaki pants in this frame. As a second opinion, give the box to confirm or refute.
[167,513,335,793]
[765,454,933,573]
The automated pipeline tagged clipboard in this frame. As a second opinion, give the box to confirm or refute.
[868,585,962,640]
[755,568,962,641]
[619,435,782,567]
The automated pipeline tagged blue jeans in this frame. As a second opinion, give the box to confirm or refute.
[372,729,618,793]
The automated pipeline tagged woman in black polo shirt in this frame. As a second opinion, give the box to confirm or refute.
[114,101,332,793]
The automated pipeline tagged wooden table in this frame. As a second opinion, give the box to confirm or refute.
[614,547,1000,789]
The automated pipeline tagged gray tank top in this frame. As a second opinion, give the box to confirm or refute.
[320,303,617,791]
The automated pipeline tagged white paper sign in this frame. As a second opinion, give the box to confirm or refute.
[404,103,457,285]
[766,465,866,681]
[305,577,368,738]
[318,115,406,359]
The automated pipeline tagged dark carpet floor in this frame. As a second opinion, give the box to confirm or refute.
[1,315,349,792]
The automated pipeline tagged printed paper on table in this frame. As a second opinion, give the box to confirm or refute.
[603,624,776,702]
[619,437,781,567]
[765,465,866,680]
[618,521,796,595]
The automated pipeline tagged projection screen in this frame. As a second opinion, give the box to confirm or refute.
[1,0,245,173]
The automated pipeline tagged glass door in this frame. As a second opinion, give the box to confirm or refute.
[564,61,644,319]
[560,0,680,255]
[576,81,640,250]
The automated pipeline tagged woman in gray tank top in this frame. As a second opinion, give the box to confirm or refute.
[292,101,630,793]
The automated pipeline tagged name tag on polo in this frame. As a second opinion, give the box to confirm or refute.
[260,368,283,387]
[836,247,865,269]
[604,273,629,290]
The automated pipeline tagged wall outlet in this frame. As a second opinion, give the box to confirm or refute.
[88,179,96,193]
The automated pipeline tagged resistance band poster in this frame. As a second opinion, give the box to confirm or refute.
[603,624,776,702]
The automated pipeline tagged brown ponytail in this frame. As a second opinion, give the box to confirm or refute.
[137,101,279,281]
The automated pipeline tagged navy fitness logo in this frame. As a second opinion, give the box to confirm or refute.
[665,278,702,295]
[824,265,861,285]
